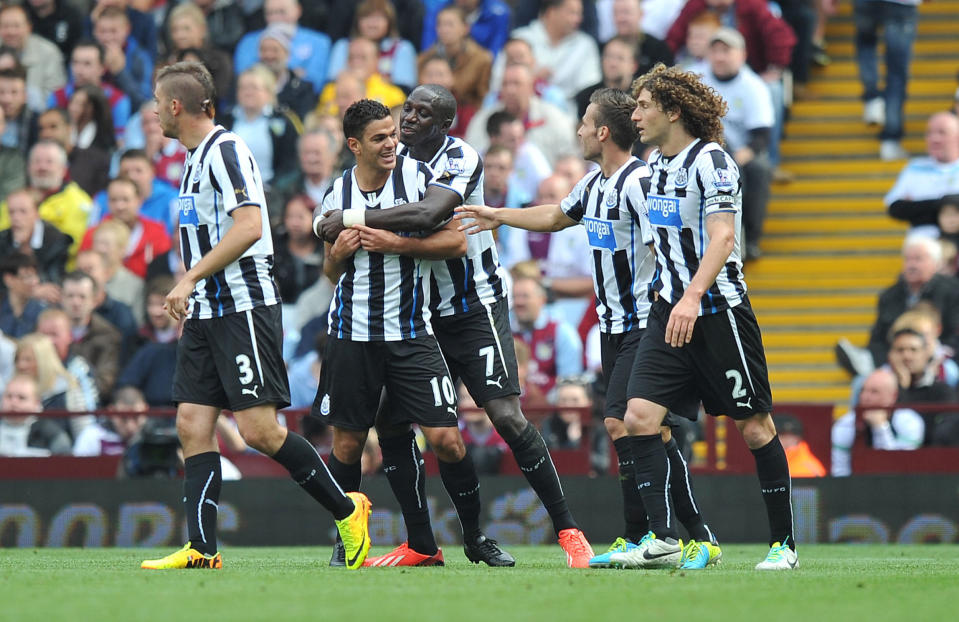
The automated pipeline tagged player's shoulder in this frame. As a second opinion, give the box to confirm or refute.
[324,169,350,202]
[442,135,481,169]
[397,153,434,177]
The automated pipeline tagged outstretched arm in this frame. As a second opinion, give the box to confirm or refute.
[354,220,467,260]
[454,203,577,234]
[316,185,462,242]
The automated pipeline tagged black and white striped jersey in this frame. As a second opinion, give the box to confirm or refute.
[560,157,655,334]
[177,125,280,319]
[321,155,435,341]
[643,139,746,315]
[399,136,508,317]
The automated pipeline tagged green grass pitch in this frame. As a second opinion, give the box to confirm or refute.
[2,545,956,622]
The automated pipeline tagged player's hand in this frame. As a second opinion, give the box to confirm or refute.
[454,205,499,234]
[329,228,361,261]
[165,276,197,321]
[316,209,345,242]
[665,294,699,347]
[354,224,402,254]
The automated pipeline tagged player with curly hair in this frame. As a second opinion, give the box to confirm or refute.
[607,64,798,571]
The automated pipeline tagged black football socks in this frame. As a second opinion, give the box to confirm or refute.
[327,451,362,492]
[629,434,679,540]
[183,451,221,555]
[272,431,354,520]
[612,436,649,541]
[438,450,483,541]
[379,431,438,555]
[664,437,713,543]
[751,435,795,550]
[507,421,578,534]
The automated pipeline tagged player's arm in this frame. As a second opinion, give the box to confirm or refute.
[323,230,362,283]
[353,220,467,260]
[453,203,577,233]
[315,185,462,242]
[165,204,264,320]
[664,211,736,347]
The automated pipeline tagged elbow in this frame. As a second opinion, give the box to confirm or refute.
[453,236,468,258]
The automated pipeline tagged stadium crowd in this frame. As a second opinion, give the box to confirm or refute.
[0,0,955,477]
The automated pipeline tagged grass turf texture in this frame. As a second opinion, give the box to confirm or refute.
[1,545,956,622]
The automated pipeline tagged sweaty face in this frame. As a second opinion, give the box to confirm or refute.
[355,116,398,172]
[400,90,443,145]
[631,89,669,147]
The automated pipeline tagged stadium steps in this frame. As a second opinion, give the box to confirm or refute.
[751,0,959,403]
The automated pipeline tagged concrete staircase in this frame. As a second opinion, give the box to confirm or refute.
[751,1,959,403]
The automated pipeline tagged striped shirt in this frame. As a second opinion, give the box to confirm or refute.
[644,139,746,315]
[177,125,280,319]
[399,136,508,317]
[322,155,435,341]
[560,157,655,333]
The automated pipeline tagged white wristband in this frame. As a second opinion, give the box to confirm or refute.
[342,209,366,228]
[312,212,325,237]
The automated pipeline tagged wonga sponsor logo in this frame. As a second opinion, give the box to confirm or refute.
[646,194,681,227]
[178,196,199,226]
[582,217,616,251]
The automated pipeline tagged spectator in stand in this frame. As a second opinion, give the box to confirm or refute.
[256,23,316,123]
[487,37,570,113]
[0,65,38,155]
[419,5,493,112]
[67,84,116,154]
[14,333,88,413]
[457,382,508,474]
[885,112,959,229]
[0,189,70,296]
[482,144,526,210]
[511,272,584,397]
[511,0,601,103]
[0,4,66,102]
[59,270,122,400]
[92,5,153,110]
[89,221,144,324]
[316,39,407,117]
[0,141,92,267]
[86,0,157,62]
[135,101,186,193]
[699,28,774,260]
[467,63,579,165]
[234,0,331,96]
[37,107,110,198]
[416,54,474,137]
[81,177,171,281]
[831,368,925,476]
[777,0,816,99]
[674,10,721,69]
[0,107,26,202]
[772,413,826,478]
[326,0,418,94]
[222,65,300,188]
[165,2,234,109]
[602,0,674,74]
[513,336,549,408]
[543,376,590,450]
[93,149,178,234]
[25,0,86,60]
[268,130,337,223]
[887,325,956,413]
[574,35,640,119]
[72,385,148,456]
[0,374,71,456]
[855,0,919,161]
[49,40,132,144]
[422,0,512,54]
[666,0,796,169]
[174,0,245,54]
[36,307,99,408]
[272,194,323,306]
[73,250,138,351]
[486,111,550,205]
[938,197,959,261]
[115,277,178,407]
[0,252,45,338]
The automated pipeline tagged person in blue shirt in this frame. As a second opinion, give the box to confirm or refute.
[422,0,512,55]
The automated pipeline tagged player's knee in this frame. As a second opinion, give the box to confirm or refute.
[737,412,775,449]
[175,406,213,445]
[485,397,526,440]
[604,417,627,440]
[426,427,465,462]
[332,429,367,463]
[624,399,663,434]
